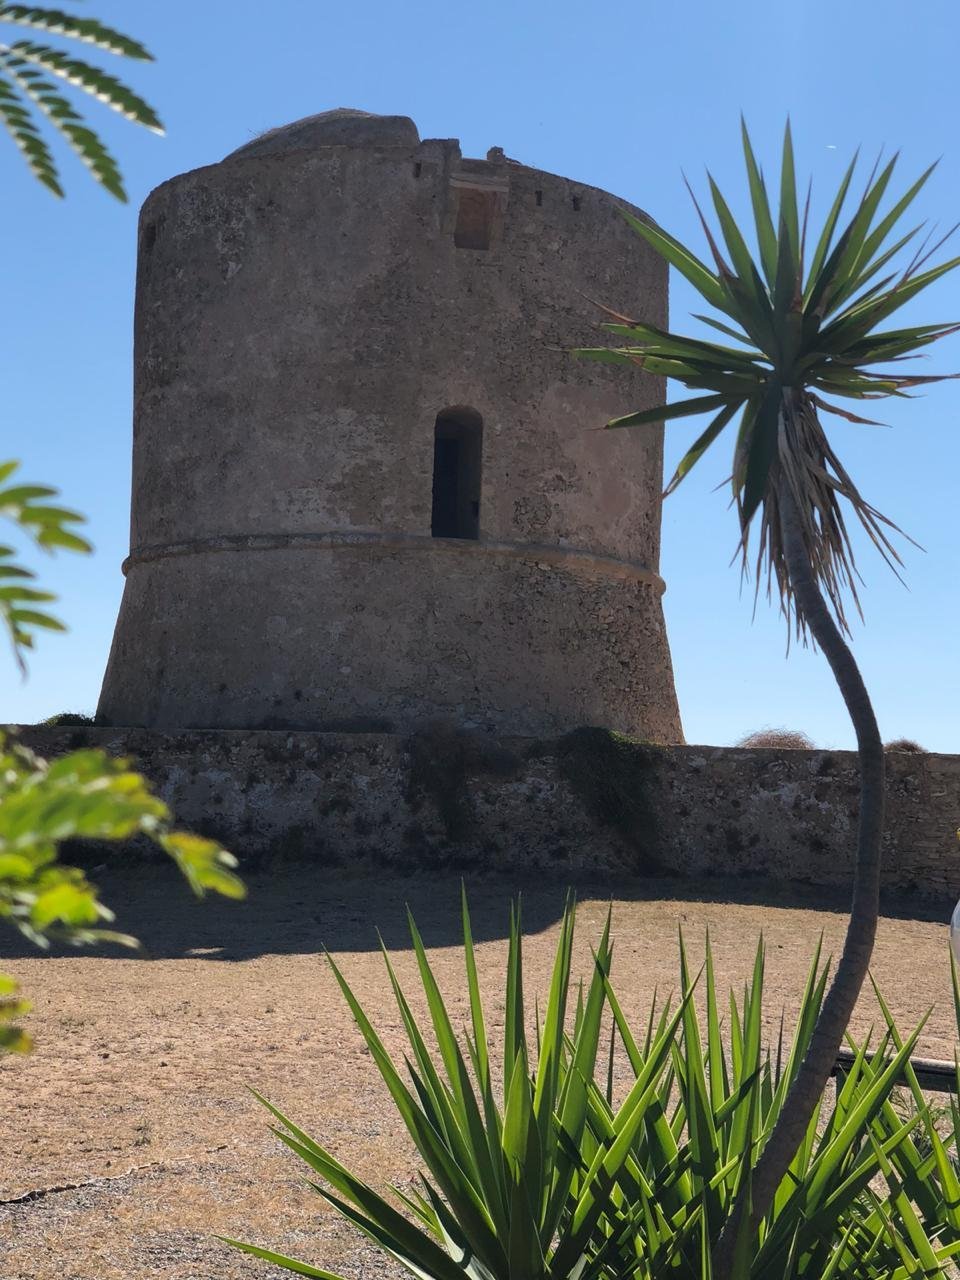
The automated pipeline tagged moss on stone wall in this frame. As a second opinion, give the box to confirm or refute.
[556,727,663,870]
[405,724,521,840]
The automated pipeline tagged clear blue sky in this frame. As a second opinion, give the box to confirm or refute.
[3,0,959,750]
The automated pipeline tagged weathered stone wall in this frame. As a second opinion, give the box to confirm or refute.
[18,728,960,901]
[97,109,681,741]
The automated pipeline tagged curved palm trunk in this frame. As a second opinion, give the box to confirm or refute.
[714,468,885,1278]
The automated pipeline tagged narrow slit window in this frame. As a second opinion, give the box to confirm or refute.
[431,408,482,539]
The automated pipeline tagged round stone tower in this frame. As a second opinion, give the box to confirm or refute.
[97,109,683,741]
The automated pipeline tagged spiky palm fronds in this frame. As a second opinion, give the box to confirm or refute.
[580,121,960,637]
[0,4,163,199]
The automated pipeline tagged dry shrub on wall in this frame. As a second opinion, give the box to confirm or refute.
[735,728,815,750]
[884,738,926,753]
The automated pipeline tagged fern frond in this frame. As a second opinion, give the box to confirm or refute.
[0,460,91,671]
[2,51,125,195]
[0,5,162,196]
[0,545,65,671]
[0,5,154,59]
[0,68,60,192]
[8,41,163,130]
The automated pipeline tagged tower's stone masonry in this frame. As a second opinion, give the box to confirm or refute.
[98,109,682,740]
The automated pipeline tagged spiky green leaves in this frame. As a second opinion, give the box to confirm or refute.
[228,903,960,1280]
[580,122,959,635]
[0,3,163,198]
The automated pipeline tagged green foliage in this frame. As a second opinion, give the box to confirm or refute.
[579,121,959,636]
[0,21,245,1060]
[0,971,32,1053]
[0,459,90,671]
[0,461,246,1053]
[0,2,162,199]
[596,937,958,1279]
[0,730,245,1049]
[228,896,960,1279]
[227,891,631,1280]
[944,952,960,1184]
[0,731,245,943]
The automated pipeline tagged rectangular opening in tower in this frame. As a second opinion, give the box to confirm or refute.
[431,410,482,539]
[453,188,498,250]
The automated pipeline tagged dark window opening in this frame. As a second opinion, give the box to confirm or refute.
[431,409,482,539]
[142,216,164,252]
[454,188,497,250]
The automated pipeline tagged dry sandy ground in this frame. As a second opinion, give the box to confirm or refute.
[0,866,955,1280]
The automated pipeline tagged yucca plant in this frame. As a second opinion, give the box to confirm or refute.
[855,972,960,1266]
[225,891,690,1280]
[578,122,960,1271]
[228,897,956,1279]
[879,951,960,1245]
[587,936,960,1278]
[0,2,162,198]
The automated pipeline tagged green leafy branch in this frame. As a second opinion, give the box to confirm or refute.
[0,459,90,672]
[0,461,246,1052]
[0,732,246,1051]
[0,971,31,1053]
[0,2,163,199]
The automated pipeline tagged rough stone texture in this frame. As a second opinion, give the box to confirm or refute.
[19,729,960,901]
[226,107,421,159]
[101,549,674,737]
[97,110,682,740]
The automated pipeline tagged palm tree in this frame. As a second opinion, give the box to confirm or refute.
[579,121,959,1275]
[0,2,162,199]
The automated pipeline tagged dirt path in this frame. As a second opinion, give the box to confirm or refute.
[0,868,953,1280]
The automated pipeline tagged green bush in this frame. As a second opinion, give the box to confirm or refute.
[228,895,959,1279]
[0,460,245,1053]
[0,731,244,1051]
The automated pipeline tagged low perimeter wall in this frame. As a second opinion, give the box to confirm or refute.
[13,726,960,901]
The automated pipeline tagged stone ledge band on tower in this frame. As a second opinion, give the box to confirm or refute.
[121,530,667,593]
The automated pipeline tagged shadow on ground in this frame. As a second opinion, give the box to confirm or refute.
[0,853,949,963]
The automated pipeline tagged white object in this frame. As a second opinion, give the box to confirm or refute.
[950,899,960,966]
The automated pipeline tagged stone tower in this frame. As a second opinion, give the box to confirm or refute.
[97,109,683,741]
